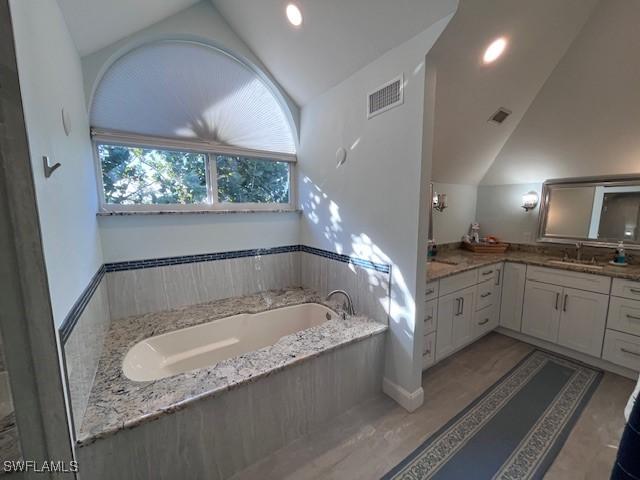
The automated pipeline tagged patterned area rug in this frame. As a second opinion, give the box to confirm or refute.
[383,350,603,480]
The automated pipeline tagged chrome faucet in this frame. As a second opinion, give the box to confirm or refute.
[575,241,583,262]
[326,290,356,316]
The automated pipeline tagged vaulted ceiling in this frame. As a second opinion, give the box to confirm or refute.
[429,0,599,185]
[57,0,200,56]
[481,0,640,185]
[210,0,458,105]
[57,0,458,106]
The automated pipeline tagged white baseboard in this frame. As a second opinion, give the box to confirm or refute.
[496,327,639,380]
[382,377,424,412]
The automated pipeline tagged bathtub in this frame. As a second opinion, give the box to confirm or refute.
[122,303,338,381]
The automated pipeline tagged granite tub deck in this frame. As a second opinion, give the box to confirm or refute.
[77,288,387,447]
[428,248,640,282]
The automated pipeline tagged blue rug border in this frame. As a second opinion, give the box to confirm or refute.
[381,348,604,480]
[529,351,604,480]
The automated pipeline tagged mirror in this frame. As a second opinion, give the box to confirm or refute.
[538,176,640,247]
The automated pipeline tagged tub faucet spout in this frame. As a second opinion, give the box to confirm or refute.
[326,290,356,316]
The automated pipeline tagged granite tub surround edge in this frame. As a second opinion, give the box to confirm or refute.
[428,246,640,282]
[78,287,387,447]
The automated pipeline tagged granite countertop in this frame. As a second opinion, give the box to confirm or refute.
[78,288,386,447]
[427,248,640,282]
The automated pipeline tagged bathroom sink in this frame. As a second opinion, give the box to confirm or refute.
[547,259,604,271]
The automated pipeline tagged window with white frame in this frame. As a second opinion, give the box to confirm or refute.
[90,40,296,212]
[94,134,293,210]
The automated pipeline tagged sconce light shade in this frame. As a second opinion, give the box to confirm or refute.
[522,191,539,211]
[433,192,447,212]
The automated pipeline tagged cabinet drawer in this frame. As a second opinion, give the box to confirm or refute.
[602,329,640,371]
[607,296,640,337]
[440,269,478,296]
[473,304,498,339]
[611,279,640,301]
[424,299,437,335]
[526,266,611,294]
[423,332,436,369]
[476,279,496,311]
[478,263,502,284]
[425,281,439,301]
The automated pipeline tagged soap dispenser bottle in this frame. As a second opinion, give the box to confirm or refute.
[615,241,627,265]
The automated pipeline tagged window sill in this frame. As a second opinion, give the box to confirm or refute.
[97,208,301,217]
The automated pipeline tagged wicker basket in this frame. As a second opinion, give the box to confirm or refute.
[462,242,509,254]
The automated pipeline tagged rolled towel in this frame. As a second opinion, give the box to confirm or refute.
[625,376,640,421]
[611,377,640,479]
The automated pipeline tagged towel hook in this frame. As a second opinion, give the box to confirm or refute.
[43,155,61,178]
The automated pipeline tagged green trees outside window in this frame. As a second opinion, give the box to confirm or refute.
[98,144,291,207]
[216,155,289,204]
[99,145,207,205]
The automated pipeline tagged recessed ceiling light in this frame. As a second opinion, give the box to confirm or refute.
[483,37,508,64]
[286,3,303,27]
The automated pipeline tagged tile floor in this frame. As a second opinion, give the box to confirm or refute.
[230,333,635,480]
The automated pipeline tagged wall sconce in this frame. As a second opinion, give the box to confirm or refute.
[433,192,447,212]
[521,191,539,212]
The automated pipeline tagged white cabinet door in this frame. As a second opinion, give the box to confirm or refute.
[521,280,563,343]
[453,286,475,350]
[500,263,527,331]
[557,288,608,357]
[436,292,456,361]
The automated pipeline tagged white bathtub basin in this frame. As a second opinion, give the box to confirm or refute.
[122,303,336,382]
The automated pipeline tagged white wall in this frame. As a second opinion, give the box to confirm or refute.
[432,182,477,244]
[99,213,300,263]
[298,15,455,401]
[476,183,542,244]
[481,0,640,185]
[10,0,104,327]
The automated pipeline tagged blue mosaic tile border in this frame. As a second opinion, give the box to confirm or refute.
[59,265,106,344]
[299,245,390,273]
[104,245,301,272]
[60,245,390,342]
[104,245,390,274]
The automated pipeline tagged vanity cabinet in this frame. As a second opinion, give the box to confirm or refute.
[434,292,456,361]
[422,332,436,369]
[602,279,640,371]
[473,303,499,339]
[435,286,475,362]
[607,296,640,337]
[521,280,563,342]
[522,269,610,357]
[425,255,640,376]
[425,263,503,367]
[452,287,476,350]
[424,299,437,335]
[557,288,608,357]
[602,330,640,371]
[499,263,527,331]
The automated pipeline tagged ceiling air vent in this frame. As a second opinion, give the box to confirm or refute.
[368,75,404,119]
[488,107,512,125]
